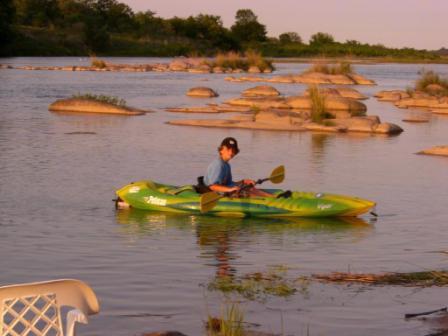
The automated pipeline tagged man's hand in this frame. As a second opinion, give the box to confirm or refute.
[229,185,241,192]
[242,179,256,186]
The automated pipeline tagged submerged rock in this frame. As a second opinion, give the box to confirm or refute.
[49,98,147,115]
[417,145,448,157]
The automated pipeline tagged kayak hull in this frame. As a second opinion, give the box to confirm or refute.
[116,180,375,218]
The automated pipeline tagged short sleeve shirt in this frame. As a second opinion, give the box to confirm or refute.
[204,157,234,186]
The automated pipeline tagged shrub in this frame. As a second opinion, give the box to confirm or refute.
[91,58,107,68]
[308,85,327,123]
[72,93,127,107]
[415,70,448,96]
[308,62,353,75]
[209,51,273,71]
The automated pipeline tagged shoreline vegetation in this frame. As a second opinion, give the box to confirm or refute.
[1,0,447,62]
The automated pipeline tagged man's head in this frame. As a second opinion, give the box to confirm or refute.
[219,137,239,160]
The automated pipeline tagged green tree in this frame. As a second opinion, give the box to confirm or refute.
[134,10,172,37]
[14,0,60,27]
[231,9,266,43]
[92,0,134,33]
[309,32,334,45]
[279,32,302,44]
[0,0,16,46]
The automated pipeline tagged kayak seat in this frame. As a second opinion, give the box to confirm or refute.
[276,190,292,199]
[166,185,196,195]
[193,176,211,194]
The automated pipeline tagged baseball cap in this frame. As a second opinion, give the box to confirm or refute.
[220,137,239,154]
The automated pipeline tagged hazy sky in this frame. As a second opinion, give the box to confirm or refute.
[120,0,447,50]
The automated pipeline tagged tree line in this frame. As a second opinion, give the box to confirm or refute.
[0,0,440,59]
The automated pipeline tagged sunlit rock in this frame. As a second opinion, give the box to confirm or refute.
[417,145,448,157]
[186,87,219,98]
[49,98,147,115]
[242,85,281,97]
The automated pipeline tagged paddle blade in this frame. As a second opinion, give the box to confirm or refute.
[269,165,285,184]
[200,191,222,213]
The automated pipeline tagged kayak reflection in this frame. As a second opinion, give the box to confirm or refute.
[115,209,372,277]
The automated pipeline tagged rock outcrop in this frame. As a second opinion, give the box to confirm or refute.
[167,87,401,135]
[225,72,376,85]
[305,87,368,100]
[49,98,147,115]
[376,90,448,114]
[186,87,219,98]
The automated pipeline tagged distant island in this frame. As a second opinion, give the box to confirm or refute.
[1,0,446,62]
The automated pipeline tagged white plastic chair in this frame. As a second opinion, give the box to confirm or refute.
[0,279,99,336]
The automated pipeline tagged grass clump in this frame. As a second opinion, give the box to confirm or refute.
[312,270,448,287]
[207,303,245,336]
[91,58,107,68]
[415,70,448,97]
[207,265,299,302]
[209,51,273,72]
[72,93,127,107]
[308,62,353,75]
[308,85,330,123]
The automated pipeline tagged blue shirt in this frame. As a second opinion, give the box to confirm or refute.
[204,157,234,186]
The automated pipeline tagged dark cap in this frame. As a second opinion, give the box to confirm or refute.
[220,137,239,154]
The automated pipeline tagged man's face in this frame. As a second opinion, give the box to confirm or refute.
[221,146,237,161]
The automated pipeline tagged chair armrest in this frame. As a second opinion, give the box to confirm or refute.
[66,309,88,336]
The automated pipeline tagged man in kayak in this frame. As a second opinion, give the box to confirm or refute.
[203,137,273,197]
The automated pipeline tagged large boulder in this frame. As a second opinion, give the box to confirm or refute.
[334,87,368,100]
[304,87,367,100]
[325,97,367,114]
[293,72,333,84]
[395,97,440,108]
[225,97,289,109]
[49,98,147,115]
[186,87,219,98]
[304,122,347,133]
[268,76,295,83]
[248,66,261,73]
[417,145,448,157]
[285,96,367,115]
[374,122,403,134]
[285,96,313,109]
[425,84,446,95]
[254,110,298,126]
[242,85,281,97]
[331,116,380,132]
[348,73,376,85]
[169,59,188,71]
[327,74,356,85]
[188,64,211,73]
[375,90,410,101]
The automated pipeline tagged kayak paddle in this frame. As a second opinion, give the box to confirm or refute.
[200,165,285,213]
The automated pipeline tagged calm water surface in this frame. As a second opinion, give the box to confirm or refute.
[1,57,448,336]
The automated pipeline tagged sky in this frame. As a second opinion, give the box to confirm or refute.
[120,0,447,50]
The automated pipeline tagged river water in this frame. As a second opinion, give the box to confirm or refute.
[0,57,447,336]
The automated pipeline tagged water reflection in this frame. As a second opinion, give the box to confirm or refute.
[115,210,372,277]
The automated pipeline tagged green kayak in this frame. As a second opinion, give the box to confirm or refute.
[115,180,375,218]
